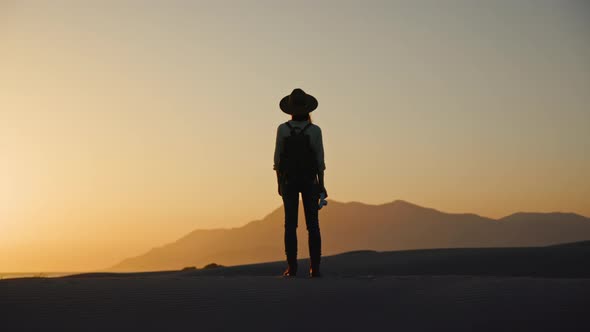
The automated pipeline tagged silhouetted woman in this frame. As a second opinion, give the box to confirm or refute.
[274,88,327,278]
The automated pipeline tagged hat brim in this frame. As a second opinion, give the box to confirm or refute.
[279,94,318,115]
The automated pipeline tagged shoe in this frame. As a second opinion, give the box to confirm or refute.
[308,230,322,278]
[309,263,321,278]
[283,257,298,277]
[283,267,297,277]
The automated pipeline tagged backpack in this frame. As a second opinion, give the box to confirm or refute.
[278,122,318,180]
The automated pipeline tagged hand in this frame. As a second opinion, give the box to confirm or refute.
[316,172,327,198]
[320,186,328,198]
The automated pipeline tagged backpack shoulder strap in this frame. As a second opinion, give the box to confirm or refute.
[285,121,298,136]
[300,123,313,134]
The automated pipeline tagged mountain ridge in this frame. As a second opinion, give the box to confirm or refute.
[109,199,590,272]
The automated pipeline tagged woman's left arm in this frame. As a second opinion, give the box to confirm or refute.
[274,125,284,196]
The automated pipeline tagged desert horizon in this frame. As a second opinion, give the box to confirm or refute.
[3,198,589,273]
[4,197,590,273]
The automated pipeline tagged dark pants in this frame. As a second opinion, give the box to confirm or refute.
[281,176,322,266]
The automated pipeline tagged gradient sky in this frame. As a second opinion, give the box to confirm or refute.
[1,0,589,272]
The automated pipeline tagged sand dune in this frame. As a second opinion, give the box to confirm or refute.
[188,244,590,279]
[84,241,590,279]
[2,244,589,331]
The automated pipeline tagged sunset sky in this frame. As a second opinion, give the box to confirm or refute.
[1,0,589,272]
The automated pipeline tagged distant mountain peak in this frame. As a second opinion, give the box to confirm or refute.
[388,199,424,208]
[499,212,588,222]
[381,200,442,215]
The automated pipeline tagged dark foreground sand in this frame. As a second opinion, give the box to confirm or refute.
[2,276,589,331]
[2,245,590,331]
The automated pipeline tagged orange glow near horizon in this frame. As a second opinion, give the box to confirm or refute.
[1,1,589,272]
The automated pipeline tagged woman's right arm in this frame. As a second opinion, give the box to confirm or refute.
[274,125,284,196]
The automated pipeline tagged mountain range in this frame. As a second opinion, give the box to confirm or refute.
[109,200,590,271]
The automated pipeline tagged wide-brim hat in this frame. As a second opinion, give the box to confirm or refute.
[279,88,318,115]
